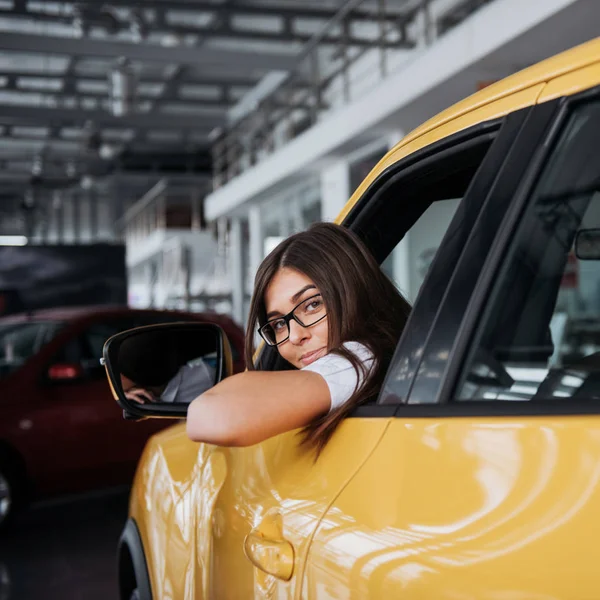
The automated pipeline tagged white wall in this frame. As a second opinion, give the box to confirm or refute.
[320,160,350,222]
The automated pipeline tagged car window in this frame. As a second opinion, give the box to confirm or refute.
[82,320,137,361]
[350,132,496,306]
[382,198,461,303]
[455,99,600,402]
[0,321,64,377]
[51,318,136,379]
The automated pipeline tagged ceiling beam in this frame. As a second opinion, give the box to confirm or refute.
[2,78,230,108]
[2,10,409,48]
[33,1,406,24]
[0,32,298,71]
[0,70,261,90]
[0,104,223,130]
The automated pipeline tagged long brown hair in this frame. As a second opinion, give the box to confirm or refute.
[245,222,411,456]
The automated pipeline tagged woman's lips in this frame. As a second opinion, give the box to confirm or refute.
[300,347,326,366]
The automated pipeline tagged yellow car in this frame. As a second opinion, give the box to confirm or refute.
[110,37,600,599]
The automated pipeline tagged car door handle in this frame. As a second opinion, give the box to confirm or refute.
[244,527,295,581]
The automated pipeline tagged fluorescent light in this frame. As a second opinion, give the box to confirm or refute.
[0,236,27,246]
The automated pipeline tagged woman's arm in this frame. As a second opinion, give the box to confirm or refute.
[185,370,330,446]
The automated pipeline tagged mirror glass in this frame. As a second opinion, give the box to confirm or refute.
[576,229,600,260]
[112,327,219,405]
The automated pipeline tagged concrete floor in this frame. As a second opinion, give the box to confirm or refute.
[0,487,129,600]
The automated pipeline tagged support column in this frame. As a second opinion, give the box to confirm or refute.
[290,196,304,234]
[320,160,350,222]
[56,192,64,244]
[89,190,98,241]
[279,203,291,238]
[72,191,80,243]
[229,217,245,326]
[145,261,157,308]
[248,204,264,282]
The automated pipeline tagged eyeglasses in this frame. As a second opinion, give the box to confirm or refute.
[258,294,327,346]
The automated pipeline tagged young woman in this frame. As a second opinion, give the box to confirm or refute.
[186,222,411,454]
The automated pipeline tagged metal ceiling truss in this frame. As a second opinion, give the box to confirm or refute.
[0,0,417,236]
[0,32,299,70]
[14,0,406,37]
[6,4,410,47]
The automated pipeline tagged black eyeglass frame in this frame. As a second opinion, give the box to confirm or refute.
[258,293,327,346]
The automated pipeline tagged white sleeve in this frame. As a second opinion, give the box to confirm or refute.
[301,342,375,412]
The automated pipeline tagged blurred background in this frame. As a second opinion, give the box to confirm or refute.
[0,0,597,597]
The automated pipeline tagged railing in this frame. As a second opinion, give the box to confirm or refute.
[210,0,496,189]
[118,177,208,246]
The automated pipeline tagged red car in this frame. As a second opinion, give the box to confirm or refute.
[0,306,245,528]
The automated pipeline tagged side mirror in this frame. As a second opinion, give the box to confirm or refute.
[47,363,85,382]
[575,228,600,260]
[102,322,233,420]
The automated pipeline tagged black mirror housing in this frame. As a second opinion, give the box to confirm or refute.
[102,322,233,420]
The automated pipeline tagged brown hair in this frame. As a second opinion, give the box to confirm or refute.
[245,222,411,456]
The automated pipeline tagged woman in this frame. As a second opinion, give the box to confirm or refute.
[186,223,410,455]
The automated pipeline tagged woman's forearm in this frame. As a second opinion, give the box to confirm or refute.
[185,370,330,446]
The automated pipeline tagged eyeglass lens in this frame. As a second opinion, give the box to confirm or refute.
[261,295,325,345]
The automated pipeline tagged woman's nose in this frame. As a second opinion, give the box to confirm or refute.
[288,319,309,344]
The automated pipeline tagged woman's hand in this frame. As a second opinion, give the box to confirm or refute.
[125,387,156,404]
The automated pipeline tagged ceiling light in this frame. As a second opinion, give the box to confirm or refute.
[161,33,181,47]
[129,9,147,42]
[66,161,77,178]
[0,236,27,246]
[72,4,88,37]
[109,57,136,117]
[52,191,62,209]
[99,143,116,160]
[31,155,43,176]
[80,175,94,190]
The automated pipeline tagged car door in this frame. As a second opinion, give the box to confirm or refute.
[197,100,551,600]
[302,87,600,597]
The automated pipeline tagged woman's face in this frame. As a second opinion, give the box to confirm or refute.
[264,267,329,369]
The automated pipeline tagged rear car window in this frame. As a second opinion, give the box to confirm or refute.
[0,321,65,377]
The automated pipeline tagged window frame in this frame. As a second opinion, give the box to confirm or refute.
[341,111,532,416]
[399,87,600,416]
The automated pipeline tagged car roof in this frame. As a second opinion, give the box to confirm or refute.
[337,36,600,223]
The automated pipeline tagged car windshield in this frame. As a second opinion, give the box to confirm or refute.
[0,321,65,378]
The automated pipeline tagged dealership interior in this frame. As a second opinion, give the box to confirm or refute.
[0,0,598,598]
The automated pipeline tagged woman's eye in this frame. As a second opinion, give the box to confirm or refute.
[272,320,286,332]
[307,299,322,310]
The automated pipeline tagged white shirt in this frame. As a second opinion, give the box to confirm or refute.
[302,341,375,412]
[161,361,215,404]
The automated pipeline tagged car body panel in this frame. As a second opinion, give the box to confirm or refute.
[131,419,392,599]
[303,416,600,598]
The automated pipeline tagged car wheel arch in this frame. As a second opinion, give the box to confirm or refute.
[0,441,28,491]
[0,440,29,528]
[118,518,153,600]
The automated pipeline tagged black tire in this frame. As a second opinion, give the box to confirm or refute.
[0,456,24,532]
